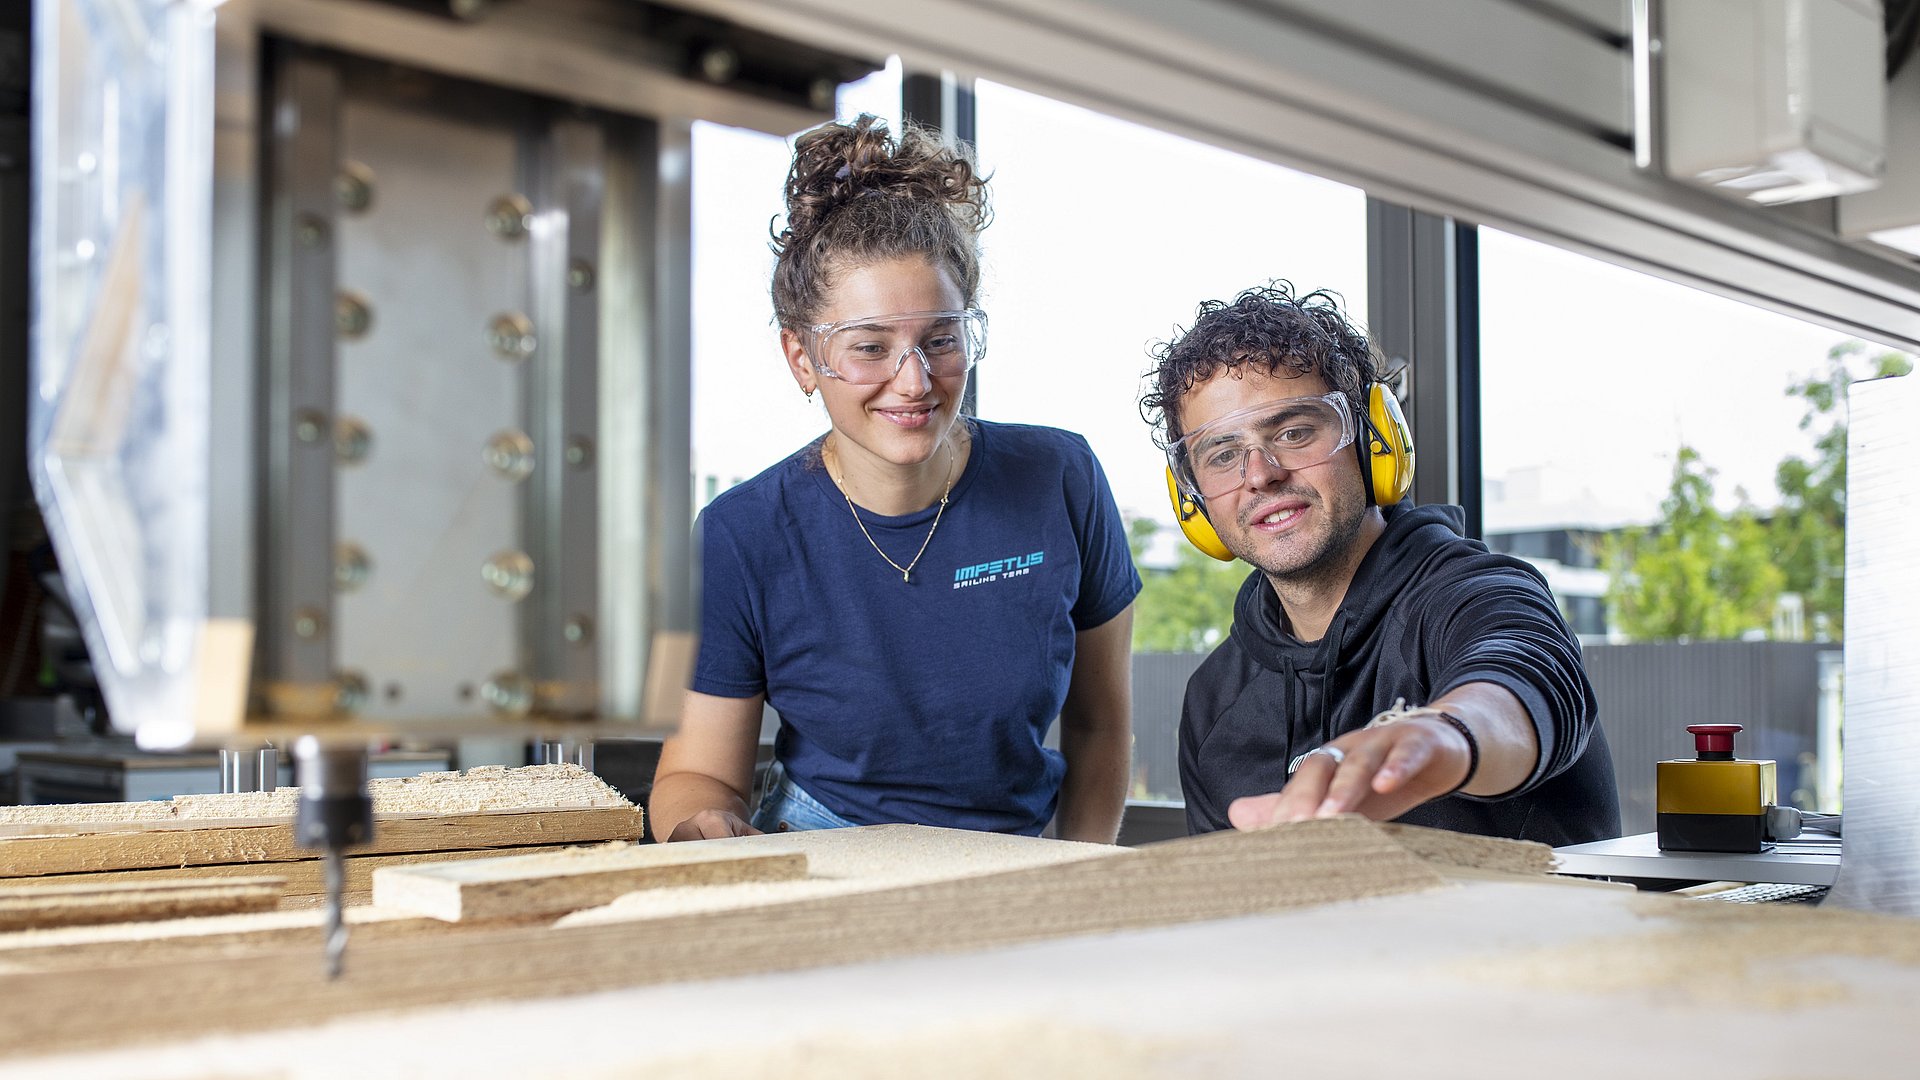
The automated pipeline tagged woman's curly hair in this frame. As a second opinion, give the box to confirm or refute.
[1141,283,1386,449]
[771,114,990,328]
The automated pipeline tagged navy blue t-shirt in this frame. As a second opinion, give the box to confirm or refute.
[692,420,1142,834]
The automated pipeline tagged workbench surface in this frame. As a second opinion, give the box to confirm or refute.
[4,874,1912,1079]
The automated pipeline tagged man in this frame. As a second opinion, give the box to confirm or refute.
[1143,283,1618,844]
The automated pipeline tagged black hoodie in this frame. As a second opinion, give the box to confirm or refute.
[1178,502,1620,845]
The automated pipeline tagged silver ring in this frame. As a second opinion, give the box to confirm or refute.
[1286,744,1346,776]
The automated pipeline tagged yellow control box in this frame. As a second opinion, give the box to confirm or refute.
[1655,724,1776,853]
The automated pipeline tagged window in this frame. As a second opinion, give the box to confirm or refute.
[1479,227,1913,826]
[972,80,1368,802]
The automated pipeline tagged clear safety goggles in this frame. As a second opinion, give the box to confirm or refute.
[1170,392,1357,500]
[802,308,987,384]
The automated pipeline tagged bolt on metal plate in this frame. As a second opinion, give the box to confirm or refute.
[334,670,371,714]
[334,417,373,465]
[294,409,328,444]
[481,671,534,717]
[484,430,536,481]
[482,550,535,600]
[563,435,595,470]
[334,542,372,592]
[485,194,534,240]
[335,291,373,339]
[296,213,331,249]
[293,608,328,640]
[567,258,596,293]
[335,161,375,213]
[488,312,536,360]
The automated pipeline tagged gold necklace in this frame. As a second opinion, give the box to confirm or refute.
[828,435,958,583]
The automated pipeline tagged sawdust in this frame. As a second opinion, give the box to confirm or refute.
[556,824,1122,926]
[171,790,299,819]
[0,802,175,825]
[591,1019,1206,1080]
[1452,892,1920,1009]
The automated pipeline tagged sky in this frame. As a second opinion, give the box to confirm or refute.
[690,61,1886,535]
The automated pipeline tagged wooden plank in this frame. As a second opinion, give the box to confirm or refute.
[0,878,284,932]
[0,763,631,839]
[373,844,808,922]
[0,807,645,878]
[11,844,595,908]
[0,907,450,974]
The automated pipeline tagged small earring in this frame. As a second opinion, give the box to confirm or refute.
[803,386,815,402]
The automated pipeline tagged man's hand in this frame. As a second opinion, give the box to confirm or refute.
[666,808,764,842]
[1227,716,1472,830]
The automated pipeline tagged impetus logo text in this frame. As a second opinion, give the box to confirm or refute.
[952,551,1045,589]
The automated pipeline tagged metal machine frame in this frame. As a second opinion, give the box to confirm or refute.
[28,0,871,748]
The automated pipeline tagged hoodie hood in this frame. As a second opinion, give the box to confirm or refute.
[1230,502,1478,674]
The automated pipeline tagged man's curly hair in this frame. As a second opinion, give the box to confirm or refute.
[1141,283,1385,449]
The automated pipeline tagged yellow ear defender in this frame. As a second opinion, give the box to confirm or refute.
[1364,382,1415,507]
[1166,466,1236,561]
[1164,383,1416,561]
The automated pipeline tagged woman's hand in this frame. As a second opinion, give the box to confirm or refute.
[650,690,767,842]
[666,808,763,842]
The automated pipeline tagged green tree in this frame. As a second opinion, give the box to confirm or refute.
[1127,517,1249,653]
[1602,446,1784,641]
[1769,341,1913,639]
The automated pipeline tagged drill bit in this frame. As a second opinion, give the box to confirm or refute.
[324,847,348,978]
[293,737,373,981]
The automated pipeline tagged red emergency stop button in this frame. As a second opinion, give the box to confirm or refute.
[1687,724,1742,760]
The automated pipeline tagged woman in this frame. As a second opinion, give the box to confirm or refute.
[650,115,1139,843]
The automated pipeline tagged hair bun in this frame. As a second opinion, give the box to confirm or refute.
[773,114,987,260]
[769,114,991,328]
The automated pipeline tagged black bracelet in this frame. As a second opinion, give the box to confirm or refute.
[1429,711,1479,797]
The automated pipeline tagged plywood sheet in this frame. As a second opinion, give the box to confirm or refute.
[372,843,808,921]
[0,906,443,975]
[0,817,1452,1057]
[10,844,591,910]
[0,806,646,878]
[0,877,283,932]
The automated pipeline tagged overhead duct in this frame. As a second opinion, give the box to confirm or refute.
[1659,0,1887,206]
[1839,0,1920,258]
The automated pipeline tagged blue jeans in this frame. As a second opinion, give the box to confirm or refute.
[750,763,860,833]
